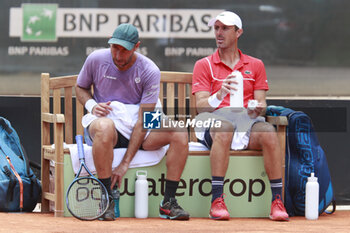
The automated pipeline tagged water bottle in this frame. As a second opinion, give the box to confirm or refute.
[305,172,319,220]
[135,170,148,218]
[112,185,120,218]
[229,70,243,110]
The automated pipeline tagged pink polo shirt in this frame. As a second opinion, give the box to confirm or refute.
[192,49,269,108]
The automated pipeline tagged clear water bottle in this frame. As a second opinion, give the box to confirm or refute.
[230,70,243,110]
[112,185,120,218]
[305,172,319,220]
[135,170,148,218]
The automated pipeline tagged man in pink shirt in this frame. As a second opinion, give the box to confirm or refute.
[192,11,289,221]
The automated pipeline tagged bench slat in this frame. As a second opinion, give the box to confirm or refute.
[166,83,175,117]
[189,150,262,156]
[64,87,73,144]
[177,83,186,122]
[160,71,192,83]
[49,75,78,89]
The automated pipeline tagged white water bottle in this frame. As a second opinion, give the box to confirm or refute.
[305,172,319,220]
[135,170,148,218]
[230,70,243,110]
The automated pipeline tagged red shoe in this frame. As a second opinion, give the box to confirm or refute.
[209,194,230,220]
[269,194,289,221]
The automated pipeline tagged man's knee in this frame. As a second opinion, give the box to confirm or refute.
[252,122,276,133]
[255,123,279,147]
[211,121,234,146]
[171,129,189,147]
[90,118,116,143]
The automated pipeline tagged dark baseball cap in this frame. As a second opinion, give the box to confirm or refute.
[108,24,139,50]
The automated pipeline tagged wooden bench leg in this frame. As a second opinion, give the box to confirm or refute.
[276,125,287,200]
[54,121,64,217]
[40,156,50,212]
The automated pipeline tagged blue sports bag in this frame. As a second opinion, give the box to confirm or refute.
[0,117,41,212]
[267,106,336,216]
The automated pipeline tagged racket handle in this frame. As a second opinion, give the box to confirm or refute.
[75,135,85,160]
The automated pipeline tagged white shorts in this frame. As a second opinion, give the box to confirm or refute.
[194,107,265,150]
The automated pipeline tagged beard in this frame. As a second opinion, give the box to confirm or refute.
[113,54,134,69]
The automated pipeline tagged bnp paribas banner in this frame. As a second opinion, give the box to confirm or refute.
[10,4,222,40]
[6,4,222,73]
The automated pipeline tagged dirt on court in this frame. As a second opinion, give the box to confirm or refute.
[0,210,349,233]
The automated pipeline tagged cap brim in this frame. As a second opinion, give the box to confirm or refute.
[208,17,217,27]
[108,38,135,50]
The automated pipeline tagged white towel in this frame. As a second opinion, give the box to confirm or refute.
[82,101,141,139]
[82,100,163,140]
[67,144,169,176]
[66,141,221,176]
[188,141,209,151]
[67,142,209,176]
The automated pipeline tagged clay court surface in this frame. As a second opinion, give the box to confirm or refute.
[1,210,349,233]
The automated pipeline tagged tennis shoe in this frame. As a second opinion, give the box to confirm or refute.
[209,194,230,220]
[159,197,190,220]
[269,194,289,221]
[98,195,115,221]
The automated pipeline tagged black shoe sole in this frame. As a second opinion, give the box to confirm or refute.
[160,213,190,220]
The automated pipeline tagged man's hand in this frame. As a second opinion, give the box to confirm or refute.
[217,73,239,100]
[247,102,264,119]
[92,101,113,117]
[111,161,129,188]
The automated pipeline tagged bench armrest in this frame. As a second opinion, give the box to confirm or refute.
[42,113,65,123]
[266,116,288,126]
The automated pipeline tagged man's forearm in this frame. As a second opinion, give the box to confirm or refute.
[76,85,93,105]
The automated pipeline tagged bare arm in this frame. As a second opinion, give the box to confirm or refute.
[76,84,93,106]
[195,91,216,113]
[195,74,238,113]
[111,102,156,188]
[248,90,267,118]
[75,84,112,116]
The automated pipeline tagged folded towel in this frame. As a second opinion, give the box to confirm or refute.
[67,144,169,176]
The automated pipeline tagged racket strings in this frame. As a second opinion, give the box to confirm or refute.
[67,177,109,220]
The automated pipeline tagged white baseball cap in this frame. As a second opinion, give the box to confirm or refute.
[208,11,242,29]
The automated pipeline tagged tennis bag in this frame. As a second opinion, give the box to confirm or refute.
[0,117,41,212]
[266,106,336,216]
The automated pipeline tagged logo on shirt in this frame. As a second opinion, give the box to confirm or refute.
[143,110,161,129]
[104,75,117,80]
[244,70,252,75]
[135,77,141,83]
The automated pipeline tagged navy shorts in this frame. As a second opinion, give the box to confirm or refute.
[197,127,213,149]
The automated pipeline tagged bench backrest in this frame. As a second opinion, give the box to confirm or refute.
[41,71,196,146]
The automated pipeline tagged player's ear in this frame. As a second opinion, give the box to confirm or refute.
[134,41,141,50]
[237,28,243,39]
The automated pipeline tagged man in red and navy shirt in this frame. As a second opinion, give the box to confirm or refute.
[192,11,289,221]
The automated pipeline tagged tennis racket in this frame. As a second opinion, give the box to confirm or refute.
[66,135,109,220]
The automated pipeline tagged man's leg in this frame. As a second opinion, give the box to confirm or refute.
[248,122,289,221]
[207,120,233,220]
[142,124,189,220]
[88,118,118,221]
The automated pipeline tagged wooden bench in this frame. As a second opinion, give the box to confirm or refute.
[40,72,288,217]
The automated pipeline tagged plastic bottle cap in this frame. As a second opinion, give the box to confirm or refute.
[308,172,318,182]
[136,170,147,180]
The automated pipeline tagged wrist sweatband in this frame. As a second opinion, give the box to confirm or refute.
[85,99,97,113]
[208,93,223,108]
